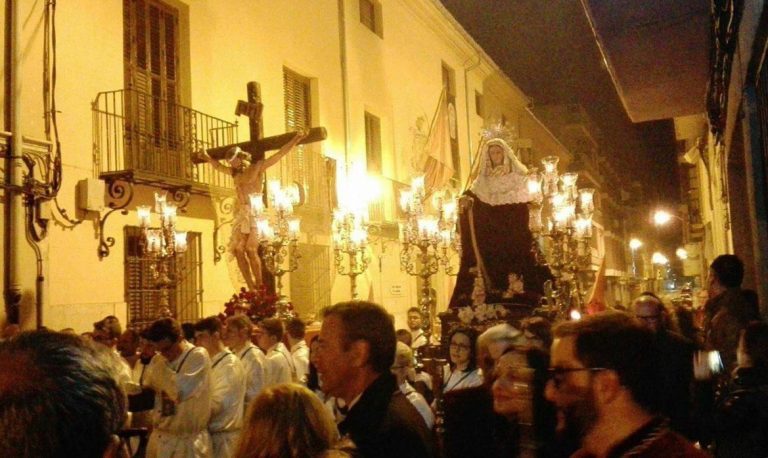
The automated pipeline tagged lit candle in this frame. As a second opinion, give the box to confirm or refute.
[255,217,270,240]
[443,201,456,222]
[579,188,595,215]
[541,156,559,174]
[400,190,412,212]
[154,192,167,214]
[137,205,151,228]
[249,193,265,216]
[147,230,162,253]
[287,216,301,240]
[162,204,177,226]
[174,231,188,253]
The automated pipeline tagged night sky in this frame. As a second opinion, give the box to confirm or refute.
[440,0,681,210]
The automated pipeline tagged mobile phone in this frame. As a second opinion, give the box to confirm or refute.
[707,350,723,374]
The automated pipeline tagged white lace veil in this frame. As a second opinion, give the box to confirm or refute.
[468,138,531,206]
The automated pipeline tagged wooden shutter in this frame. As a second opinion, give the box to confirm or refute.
[365,112,382,174]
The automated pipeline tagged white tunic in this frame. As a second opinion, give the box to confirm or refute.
[144,341,212,458]
[399,382,434,430]
[442,365,483,393]
[235,342,266,409]
[208,350,245,458]
[411,330,428,349]
[290,340,310,384]
[264,342,294,387]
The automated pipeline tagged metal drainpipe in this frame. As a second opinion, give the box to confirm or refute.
[4,0,26,326]
[337,0,350,170]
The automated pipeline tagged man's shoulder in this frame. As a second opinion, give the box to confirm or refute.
[644,430,708,457]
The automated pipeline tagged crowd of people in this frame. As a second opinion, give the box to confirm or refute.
[0,254,766,458]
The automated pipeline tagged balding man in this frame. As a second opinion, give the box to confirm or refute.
[632,292,695,438]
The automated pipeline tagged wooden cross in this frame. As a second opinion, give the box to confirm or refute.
[200,82,327,162]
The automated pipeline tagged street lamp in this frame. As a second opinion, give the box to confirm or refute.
[676,247,688,260]
[652,209,683,226]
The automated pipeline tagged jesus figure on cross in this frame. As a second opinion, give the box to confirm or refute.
[199,128,308,291]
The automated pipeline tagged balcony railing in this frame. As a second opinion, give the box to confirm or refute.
[93,88,236,191]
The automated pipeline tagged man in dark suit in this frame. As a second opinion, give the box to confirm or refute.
[315,301,433,457]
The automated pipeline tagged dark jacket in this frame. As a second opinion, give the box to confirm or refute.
[572,417,707,458]
[704,288,757,372]
[712,366,768,457]
[654,330,695,437]
[339,372,433,458]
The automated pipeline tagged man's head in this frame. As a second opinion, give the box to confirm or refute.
[545,312,660,444]
[477,323,526,380]
[631,292,666,333]
[0,331,127,457]
[93,316,122,349]
[407,307,423,331]
[224,315,254,350]
[258,318,284,352]
[116,329,140,358]
[315,301,396,402]
[708,254,744,295]
[142,317,183,361]
[285,318,306,345]
[194,316,225,356]
[391,341,415,386]
[395,328,413,347]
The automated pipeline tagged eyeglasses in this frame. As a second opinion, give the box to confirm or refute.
[449,343,471,351]
[547,367,607,389]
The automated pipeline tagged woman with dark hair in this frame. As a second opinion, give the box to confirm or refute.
[307,335,321,395]
[442,327,483,393]
[709,321,768,457]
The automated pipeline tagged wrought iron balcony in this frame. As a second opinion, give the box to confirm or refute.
[92,88,236,193]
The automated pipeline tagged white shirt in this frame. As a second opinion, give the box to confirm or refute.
[411,330,428,349]
[235,342,266,407]
[400,381,434,430]
[442,365,483,393]
[208,350,245,433]
[264,342,294,387]
[144,341,212,457]
[290,340,310,384]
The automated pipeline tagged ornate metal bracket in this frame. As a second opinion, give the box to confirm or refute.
[97,172,135,259]
[212,194,236,263]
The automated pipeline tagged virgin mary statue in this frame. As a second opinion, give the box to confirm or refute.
[448,136,552,308]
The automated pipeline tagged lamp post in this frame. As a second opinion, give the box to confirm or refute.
[526,156,594,319]
[629,238,643,279]
[251,180,302,319]
[651,251,669,294]
[137,193,188,316]
[398,177,460,344]
[332,206,370,300]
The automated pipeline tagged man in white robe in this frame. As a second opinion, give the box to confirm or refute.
[224,314,266,413]
[257,318,295,386]
[142,318,212,458]
[286,318,310,384]
[194,317,245,458]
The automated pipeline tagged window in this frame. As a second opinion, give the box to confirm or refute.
[123,0,183,176]
[475,91,484,117]
[442,63,461,182]
[359,0,383,37]
[365,112,382,174]
[283,69,331,316]
[124,227,202,329]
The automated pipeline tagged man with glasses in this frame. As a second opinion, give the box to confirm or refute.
[545,311,705,457]
[633,292,696,438]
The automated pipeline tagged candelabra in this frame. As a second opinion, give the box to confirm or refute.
[137,193,189,315]
[526,156,594,319]
[399,176,460,343]
[332,206,371,300]
[251,180,302,319]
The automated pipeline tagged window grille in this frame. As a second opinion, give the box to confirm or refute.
[365,112,382,174]
[124,226,202,329]
[290,243,331,320]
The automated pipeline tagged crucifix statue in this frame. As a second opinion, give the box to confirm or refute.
[196,82,327,292]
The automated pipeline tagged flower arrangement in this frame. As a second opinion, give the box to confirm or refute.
[457,303,509,325]
[219,286,293,323]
